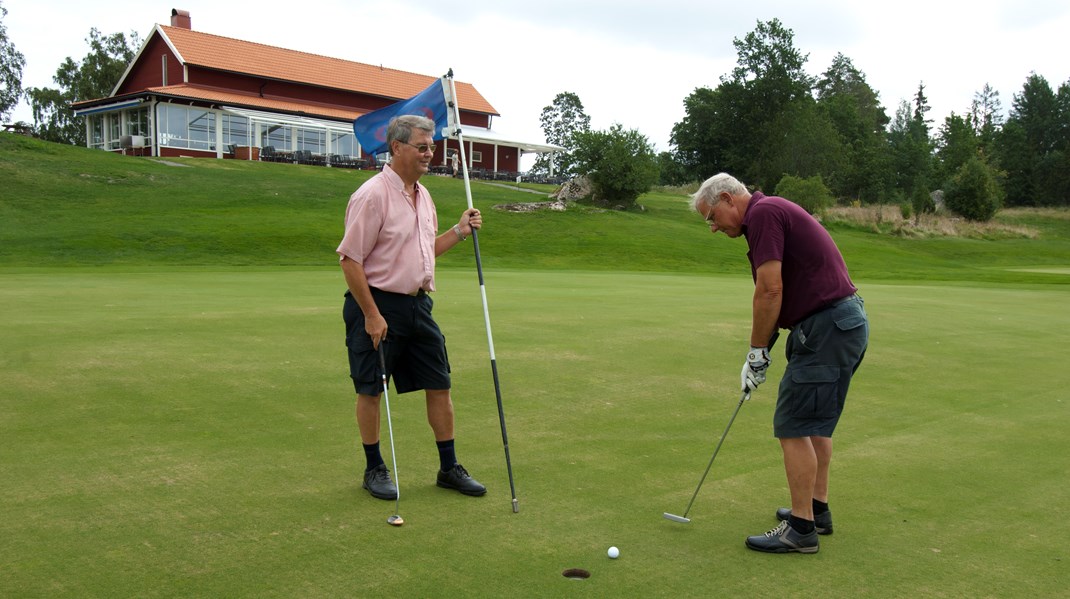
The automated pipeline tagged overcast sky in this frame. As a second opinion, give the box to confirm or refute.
[5,0,1069,162]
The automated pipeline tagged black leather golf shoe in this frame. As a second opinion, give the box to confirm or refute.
[362,464,398,500]
[436,464,486,496]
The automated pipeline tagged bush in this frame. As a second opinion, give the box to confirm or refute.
[900,202,912,220]
[571,124,660,209]
[773,174,834,214]
[944,157,1003,221]
[911,185,935,216]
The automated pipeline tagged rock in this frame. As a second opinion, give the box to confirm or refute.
[550,176,592,201]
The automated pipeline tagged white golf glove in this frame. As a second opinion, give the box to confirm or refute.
[741,346,771,394]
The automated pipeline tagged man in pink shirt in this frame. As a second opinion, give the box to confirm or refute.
[337,115,485,500]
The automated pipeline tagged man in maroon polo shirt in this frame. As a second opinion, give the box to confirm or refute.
[691,172,869,554]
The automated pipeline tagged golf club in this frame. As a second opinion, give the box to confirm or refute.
[664,331,779,524]
[663,388,749,524]
[379,347,403,527]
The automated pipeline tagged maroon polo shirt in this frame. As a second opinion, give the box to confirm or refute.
[742,192,857,329]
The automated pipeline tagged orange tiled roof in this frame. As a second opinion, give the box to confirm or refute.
[158,25,498,116]
[145,84,366,121]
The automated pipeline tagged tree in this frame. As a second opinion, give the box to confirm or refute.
[669,19,820,189]
[657,151,689,186]
[943,156,1003,221]
[727,19,817,188]
[25,28,140,144]
[753,99,842,192]
[530,91,590,177]
[934,112,978,187]
[887,84,935,200]
[571,124,659,208]
[970,83,1003,155]
[670,83,745,182]
[815,53,891,202]
[773,174,834,214]
[996,73,1070,206]
[0,0,25,121]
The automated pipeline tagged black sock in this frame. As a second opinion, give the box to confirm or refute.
[363,442,384,472]
[813,499,830,515]
[789,514,816,534]
[437,439,457,472]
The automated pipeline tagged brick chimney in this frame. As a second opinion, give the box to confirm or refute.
[170,9,191,29]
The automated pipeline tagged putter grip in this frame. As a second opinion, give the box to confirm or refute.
[768,330,780,351]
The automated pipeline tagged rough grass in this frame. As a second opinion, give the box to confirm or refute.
[821,205,1040,239]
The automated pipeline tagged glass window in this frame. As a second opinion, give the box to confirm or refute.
[261,123,291,150]
[89,115,105,149]
[108,113,122,149]
[187,109,214,151]
[159,104,185,147]
[332,131,356,156]
[125,107,149,137]
[157,104,215,151]
[222,114,250,146]
[471,150,483,163]
[297,127,325,153]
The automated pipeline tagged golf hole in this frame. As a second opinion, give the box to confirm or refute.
[562,568,590,580]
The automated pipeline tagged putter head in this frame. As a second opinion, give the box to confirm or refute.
[663,512,691,524]
[387,515,404,526]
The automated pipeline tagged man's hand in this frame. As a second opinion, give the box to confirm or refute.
[365,312,388,350]
[459,208,482,237]
[741,346,771,394]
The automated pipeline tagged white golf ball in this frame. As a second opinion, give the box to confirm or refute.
[608,546,620,559]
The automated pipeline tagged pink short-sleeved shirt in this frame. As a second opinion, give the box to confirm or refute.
[335,165,439,295]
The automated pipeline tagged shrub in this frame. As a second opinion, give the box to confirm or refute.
[912,185,935,215]
[944,157,1003,221]
[773,174,834,214]
[900,202,912,220]
[571,124,660,209]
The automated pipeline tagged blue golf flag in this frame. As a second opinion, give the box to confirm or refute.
[353,78,449,156]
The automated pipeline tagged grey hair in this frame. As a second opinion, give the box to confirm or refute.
[386,115,435,155]
[690,173,747,212]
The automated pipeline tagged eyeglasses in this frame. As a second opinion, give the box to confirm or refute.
[400,141,437,153]
[703,201,717,224]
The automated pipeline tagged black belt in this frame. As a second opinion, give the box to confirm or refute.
[351,287,428,298]
[369,286,427,297]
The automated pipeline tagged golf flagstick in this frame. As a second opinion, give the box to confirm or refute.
[443,69,518,514]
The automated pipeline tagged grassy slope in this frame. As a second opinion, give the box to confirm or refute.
[3,132,1070,285]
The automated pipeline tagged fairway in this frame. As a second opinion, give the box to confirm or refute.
[2,267,1067,597]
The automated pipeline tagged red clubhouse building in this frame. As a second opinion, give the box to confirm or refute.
[71,9,559,176]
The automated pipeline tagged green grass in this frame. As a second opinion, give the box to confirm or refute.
[2,270,1067,597]
[2,134,1070,597]
[4,133,1070,284]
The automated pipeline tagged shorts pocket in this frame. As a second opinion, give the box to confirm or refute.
[832,302,866,331]
[788,366,840,418]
